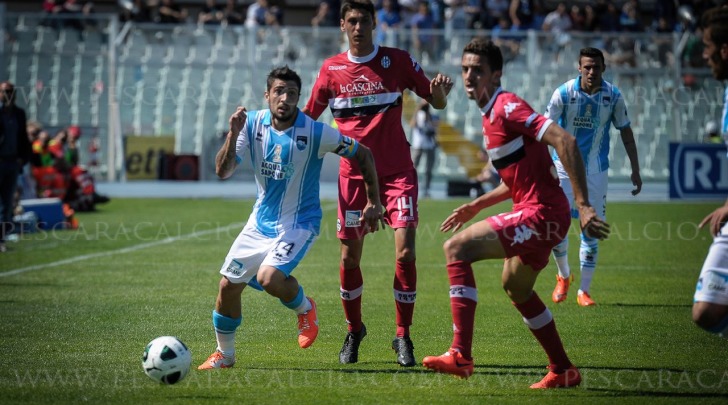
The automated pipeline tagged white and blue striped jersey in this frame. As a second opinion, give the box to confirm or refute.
[722,86,728,156]
[545,76,631,175]
[235,108,358,237]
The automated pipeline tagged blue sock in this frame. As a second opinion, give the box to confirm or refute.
[281,286,311,314]
[707,314,728,339]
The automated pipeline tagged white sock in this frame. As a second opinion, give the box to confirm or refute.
[579,237,598,293]
[552,239,570,279]
[216,333,236,357]
[212,311,241,357]
[293,297,312,315]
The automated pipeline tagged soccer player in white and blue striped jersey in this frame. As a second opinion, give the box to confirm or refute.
[198,66,384,369]
[693,6,728,339]
[544,47,642,306]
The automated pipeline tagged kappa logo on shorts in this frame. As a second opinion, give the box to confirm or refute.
[345,210,361,227]
[510,224,539,246]
[337,218,342,232]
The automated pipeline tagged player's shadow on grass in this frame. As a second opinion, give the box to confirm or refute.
[600,303,692,308]
[583,388,728,398]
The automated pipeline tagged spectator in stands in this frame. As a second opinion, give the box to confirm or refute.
[607,1,642,68]
[569,5,586,32]
[510,0,535,30]
[246,0,270,27]
[583,4,598,32]
[222,0,244,25]
[0,81,32,253]
[484,0,511,29]
[158,0,188,24]
[199,0,225,25]
[463,0,482,29]
[444,0,469,31]
[41,0,64,29]
[492,16,521,62]
[597,1,620,32]
[375,0,402,46]
[654,16,677,67]
[410,101,439,198]
[120,0,151,23]
[542,2,572,62]
[311,0,341,27]
[619,0,642,32]
[411,1,437,63]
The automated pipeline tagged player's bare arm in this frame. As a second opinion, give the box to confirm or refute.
[427,73,454,109]
[351,144,385,232]
[541,123,610,240]
[216,106,247,179]
[699,198,728,237]
[619,127,642,196]
[440,182,511,233]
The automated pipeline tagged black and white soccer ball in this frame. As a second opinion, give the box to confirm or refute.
[142,336,192,385]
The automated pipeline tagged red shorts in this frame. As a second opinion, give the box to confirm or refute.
[486,204,571,271]
[337,169,418,240]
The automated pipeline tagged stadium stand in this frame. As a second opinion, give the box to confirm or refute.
[1,9,720,183]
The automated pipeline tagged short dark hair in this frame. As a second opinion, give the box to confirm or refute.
[267,66,301,93]
[462,38,503,72]
[341,0,375,21]
[702,6,728,48]
[579,47,605,66]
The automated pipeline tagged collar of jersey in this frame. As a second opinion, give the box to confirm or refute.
[575,75,607,96]
[480,86,503,116]
[347,45,379,64]
[262,108,305,130]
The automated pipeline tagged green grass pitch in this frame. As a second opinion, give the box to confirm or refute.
[1,197,726,404]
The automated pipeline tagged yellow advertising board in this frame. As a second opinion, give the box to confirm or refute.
[124,136,175,180]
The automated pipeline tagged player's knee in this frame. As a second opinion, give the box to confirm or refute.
[396,247,415,262]
[692,304,728,337]
[219,277,244,295]
[693,304,718,330]
[442,238,462,262]
[340,255,360,270]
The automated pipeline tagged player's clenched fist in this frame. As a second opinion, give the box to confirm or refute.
[229,107,247,135]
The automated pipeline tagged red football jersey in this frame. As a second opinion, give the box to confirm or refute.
[305,45,433,178]
[481,88,569,209]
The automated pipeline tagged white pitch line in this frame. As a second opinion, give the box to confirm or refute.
[0,222,244,278]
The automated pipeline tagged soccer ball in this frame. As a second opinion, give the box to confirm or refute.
[142,336,192,384]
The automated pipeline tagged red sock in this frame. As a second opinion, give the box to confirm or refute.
[340,265,363,333]
[513,292,572,373]
[394,260,417,337]
[447,261,477,360]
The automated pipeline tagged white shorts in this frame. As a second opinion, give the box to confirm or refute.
[556,167,608,221]
[220,224,316,287]
[694,222,728,305]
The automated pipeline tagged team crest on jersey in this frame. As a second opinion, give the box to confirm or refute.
[381,55,391,68]
[602,96,611,105]
[296,135,308,151]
